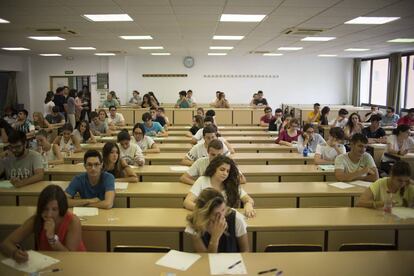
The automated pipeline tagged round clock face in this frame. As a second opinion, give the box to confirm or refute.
[183,56,194,68]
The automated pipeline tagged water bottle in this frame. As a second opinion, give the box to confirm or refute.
[303,145,309,157]
[42,152,48,169]
[383,192,392,214]
[68,144,74,157]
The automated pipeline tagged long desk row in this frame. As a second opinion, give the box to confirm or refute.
[110,130,278,137]
[0,181,366,208]
[44,164,336,182]
[2,251,414,276]
[0,206,413,252]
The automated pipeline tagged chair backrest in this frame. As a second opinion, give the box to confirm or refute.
[264,244,323,252]
[339,243,396,251]
[113,245,171,253]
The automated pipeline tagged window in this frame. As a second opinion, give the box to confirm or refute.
[359,58,389,106]
[400,54,414,109]
[360,61,371,104]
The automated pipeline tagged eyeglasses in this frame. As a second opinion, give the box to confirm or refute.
[85,162,101,168]
[134,132,143,136]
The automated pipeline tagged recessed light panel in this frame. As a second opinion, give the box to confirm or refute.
[139,46,164,50]
[209,46,234,50]
[29,36,65,41]
[95,53,116,56]
[344,48,370,52]
[2,47,30,51]
[208,53,227,56]
[39,54,62,56]
[213,36,244,40]
[345,17,399,24]
[83,14,133,22]
[120,35,153,40]
[69,47,96,50]
[220,14,266,22]
[301,37,336,41]
[151,53,170,56]
[278,47,303,51]
[387,38,414,43]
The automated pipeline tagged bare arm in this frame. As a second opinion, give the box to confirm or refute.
[355,188,383,208]
[241,194,255,218]
[66,193,98,207]
[50,144,64,165]
[144,142,160,153]
[237,234,250,252]
[0,216,34,262]
[183,192,197,210]
[71,136,82,153]
[181,157,194,166]
[87,190,115,209]
[179,172,195,185]
[314,153,333,165]
[11,168,44,188]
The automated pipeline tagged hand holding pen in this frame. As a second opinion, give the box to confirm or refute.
[13,244,28,263]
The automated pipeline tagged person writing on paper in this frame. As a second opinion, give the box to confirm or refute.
[102,142,138,183]
[275,118,301,146]
[314,127,346,165]
[107,106,125,130]
[72,120,97,144]
[385,124,414,157]
[330,108,349,128]
[141,112,168,137]
[90,111,110,136]
[35,130,64,165]
[356,161,414,208]
[185,188,249,253]
[65,150,115,209]
[0,185,86,263]
[297,123,326,154]
[361,114,386,144]
[53,123,82,153]
[191,116,215,144]
[0,130,44,187]
[259,107,275,127]
[131,123,160,153]
[334,133,379,182]
[183,155,255,218]
[307,103,321,123]
[117,130,145,166]
[187,115,204,137]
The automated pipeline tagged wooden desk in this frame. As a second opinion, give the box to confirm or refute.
[366,143,387,167]
[164,130,276,137]
[44,164,335,182]
[2,251,414,276]
[383,152,414,179]
[122,125,268,131]
[97,136,277,144]
[0,207,413,252]
[0,181,365,208]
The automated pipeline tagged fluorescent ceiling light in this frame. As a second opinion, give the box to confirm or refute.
[209,46,234,50]
[95,53,115,56]
[344,48,370,52]
[263,53,283,56]
[213,35,244,40]
[345,16,400,25]
[69,47,96,50]
[208,53,227,56]
[28,36,65,41]
[388,38,414,43]
[318,54,338,57]
[151,53,170,56]
[120,35,153,40]
[220,14,266,22]
[278,47,303,51]
[301,37,336,42]
[83,14,133,22]
[2,47,30,51]
[0,18,10,23]
[39,54,62,56]
[139,46,164,50]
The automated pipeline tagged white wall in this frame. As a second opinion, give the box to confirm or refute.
[0,54,23,71]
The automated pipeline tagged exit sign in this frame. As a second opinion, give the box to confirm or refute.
[65,70,74,74]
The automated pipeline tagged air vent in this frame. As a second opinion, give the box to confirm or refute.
[105,50,126,54]
[35,28,78,36]
[283,27,325,36]
[249,50,270,54]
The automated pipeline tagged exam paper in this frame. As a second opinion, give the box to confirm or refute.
[73,207,99,217]
[155,250,200,271]
[318,164,335,171]
[392,207,414,219]
[115,182,129,190]
[328,182,354,189]
[170,166,189,172]
[1,250,60,273]
[0,180,14,189]
[208,253,247,275]
[349,180,372,188]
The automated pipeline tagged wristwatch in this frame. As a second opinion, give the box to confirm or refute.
[48,234,59,245]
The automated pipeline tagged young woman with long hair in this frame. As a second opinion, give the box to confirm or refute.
[102,142,138,182]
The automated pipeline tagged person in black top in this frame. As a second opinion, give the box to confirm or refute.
[150,107,166,127]
[362,114,386,144]
[252,90,268,107]
[188,115,204,136]
[268,108,284,131]
[53,87,66,114]
[320,106,331,126]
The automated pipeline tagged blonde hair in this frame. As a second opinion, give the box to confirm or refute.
[186,188,230,236]
[33,112,47,128]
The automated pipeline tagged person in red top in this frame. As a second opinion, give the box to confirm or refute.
[260,107,275,127]
[397,108,414,129]
[0,185,85,263]
[275,118,302,146]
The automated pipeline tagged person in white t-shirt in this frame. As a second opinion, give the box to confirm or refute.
[385,124,414,157]
[43,91,55,117]
[297,123,326,154]
[315,127,346,164]
[131,123,160,153]
[334,133,378,182]
[117,130,145,166]
[107,106,125,130]
[185,188,249,253]
[183,155,255,218]
[192,116,215,144]
[329,108,349,128]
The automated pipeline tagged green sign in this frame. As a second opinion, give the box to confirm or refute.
[97,73,109,90]
[65,70,74,74]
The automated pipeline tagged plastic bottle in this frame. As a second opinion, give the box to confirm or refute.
[42,151,48,169]
[383,191,393,214]
[303,145,309,157]
[68,144,74,157]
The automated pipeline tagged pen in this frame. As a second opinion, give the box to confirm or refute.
[228,260,242,269]
[276,270,283,276]
[257,268,277,275]
[39,268,62,274]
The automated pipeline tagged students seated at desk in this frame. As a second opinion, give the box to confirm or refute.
[196,107,205,117]
[175,90,191,108]
[182,126,231,166]
[260,107,274,127]
[131,123,160,153]
[117,130,145,166]
[0,130,44,187]
[361,114,386,144]
[344,112,363,141]
[364,105,383,122]
[102,142,138,183]
[297,123,326,154]
[186,90,197,107]
[32,112,51,131]
[35,130,63,165]
[45,106,65,126]
[320,106,330,126]
[53,123,82,153]
[192,116,215,144]
[90,111,110,136]
[252,90,268,108]
[330,108,349,128]
[0,118,13,143]
[72,120,96,144]
[150,107,168,131]
[397,108,414,129]
[187,115,204,137]
[65,150,115,209]
[384,124,414,158]
[12,109,35,139]
[314,127,346,165]
[186,188,249,253]
[107,106,125,130]
[382,106,399,127]
[357,161,414,208]
[0,185,86,263]
[275,118,301,147]
[249,93,258,107]
[307,103,321,123]
[128,90,142,106]
[334,133,379,182]
[183,156,255,218]
[100,93,120,108]
[212,92,230,108]
[141,112,168,137]
[268,108,283,131]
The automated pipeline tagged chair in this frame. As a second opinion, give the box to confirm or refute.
[113,245,171,253]
[264,244,323,252]
[339,243,396,251]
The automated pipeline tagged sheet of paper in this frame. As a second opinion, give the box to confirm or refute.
[115,182,129,190]
[350,180,372,188]
[405,153,414,157]
[153,137,165,141]
[370,143,386,148]
[155,250,201,271]
[1,250,60,273]
[170,166,189,172]
[307,153,315,158]
[208,253,247,275]
[80,143,87,148]
[268,131,279,135]
[329,182,354,189]
[392,207,414,219]
[0,180,14,189]
[73,207,99,217]
[318,165,335,171]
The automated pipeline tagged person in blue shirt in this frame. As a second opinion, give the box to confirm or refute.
[175,90,191,108]
[141,112,168,137]
[65,150,115,209]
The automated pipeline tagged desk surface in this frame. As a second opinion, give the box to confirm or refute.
[98,136,276,144]
[1,251,413,276]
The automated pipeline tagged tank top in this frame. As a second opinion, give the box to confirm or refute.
[42,147,56,161]
[59,136,74,151]
[38,212,86,251]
